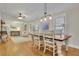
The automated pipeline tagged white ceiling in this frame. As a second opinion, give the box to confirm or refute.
[0,3,79,22]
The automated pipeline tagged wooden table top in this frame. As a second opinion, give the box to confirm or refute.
[54,35,71,41]
[29,33,71,41]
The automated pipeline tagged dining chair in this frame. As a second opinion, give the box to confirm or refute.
[54,28,64,56]
[43,32,58,56]
[32,33,44,52]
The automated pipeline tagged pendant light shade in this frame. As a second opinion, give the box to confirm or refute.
[49,15,52,20]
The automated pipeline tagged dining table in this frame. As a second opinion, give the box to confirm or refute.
[54,35,71,56]
[42,34,71,56]
[29,33,71,56]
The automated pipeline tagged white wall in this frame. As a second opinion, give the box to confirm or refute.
[67,8,79,49]
[54,7,79,49]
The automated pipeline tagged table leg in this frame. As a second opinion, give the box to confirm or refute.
[56,41,63,56]
[64,39,69,55]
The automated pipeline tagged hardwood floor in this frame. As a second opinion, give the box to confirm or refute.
[0,39,79,56]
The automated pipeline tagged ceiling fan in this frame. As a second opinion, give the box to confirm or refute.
[17,13,25,20]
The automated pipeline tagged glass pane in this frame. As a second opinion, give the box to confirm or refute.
[55,16,65,35]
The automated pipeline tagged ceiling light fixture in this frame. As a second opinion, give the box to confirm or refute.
[18,13,24,20]
[40,3,52,22]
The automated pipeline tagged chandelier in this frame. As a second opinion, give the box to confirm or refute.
[40,3,52,22]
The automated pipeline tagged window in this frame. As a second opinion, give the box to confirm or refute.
[33,24,39,31]
[30,24,39,32]
[54,15,65,35]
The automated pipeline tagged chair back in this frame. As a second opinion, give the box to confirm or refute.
[43,31,55,45]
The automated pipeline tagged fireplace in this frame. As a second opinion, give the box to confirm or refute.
[10,31,20,36]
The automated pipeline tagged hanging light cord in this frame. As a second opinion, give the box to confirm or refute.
[44,3,47,17]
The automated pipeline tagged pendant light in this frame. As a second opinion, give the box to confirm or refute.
[40,3,52,22]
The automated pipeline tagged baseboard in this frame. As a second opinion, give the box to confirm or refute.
[62,42,79,49]
[68,44,79,49]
